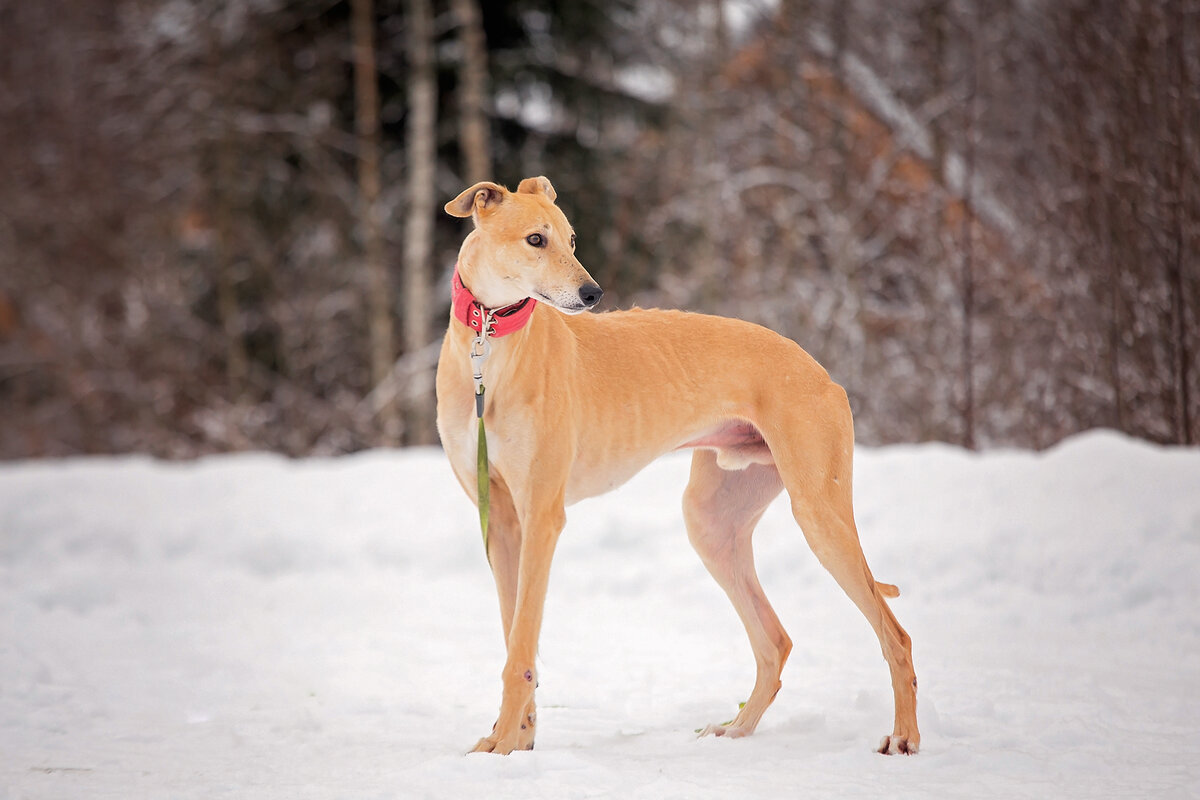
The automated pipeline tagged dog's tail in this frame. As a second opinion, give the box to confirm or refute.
[875,581,900,599]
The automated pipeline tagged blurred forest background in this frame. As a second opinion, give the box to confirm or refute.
[0,0,1196,458]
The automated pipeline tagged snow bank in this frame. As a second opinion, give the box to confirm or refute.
[2,431,1198,798]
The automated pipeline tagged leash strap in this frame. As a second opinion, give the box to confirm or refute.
[476,404,490,560]
[469,331,493,562]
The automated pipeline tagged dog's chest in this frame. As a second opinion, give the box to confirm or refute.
[437,389,484,480]
[438,393,534,487]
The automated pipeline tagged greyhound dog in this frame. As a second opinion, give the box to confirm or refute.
[435,176,919,756]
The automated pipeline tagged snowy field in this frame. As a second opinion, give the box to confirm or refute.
[2,431,1199,799]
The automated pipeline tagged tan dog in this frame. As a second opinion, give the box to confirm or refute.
[436,176,919,756]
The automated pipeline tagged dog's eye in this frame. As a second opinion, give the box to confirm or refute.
[525,233,545,248]
[570,234,576,250]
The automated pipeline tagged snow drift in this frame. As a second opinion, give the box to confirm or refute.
[2,430,1198,798]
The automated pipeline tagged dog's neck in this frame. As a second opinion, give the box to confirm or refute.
[444,270,560,412]
[451,268,538,337]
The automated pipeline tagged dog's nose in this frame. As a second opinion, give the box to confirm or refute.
[578,283,603,307]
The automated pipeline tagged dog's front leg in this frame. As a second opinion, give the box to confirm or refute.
[472,493,567,755]
[482,474,522,643]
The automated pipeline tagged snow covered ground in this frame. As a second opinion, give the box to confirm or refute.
[2,431,1199,799]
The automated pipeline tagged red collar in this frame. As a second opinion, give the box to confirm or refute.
[451,268,538,337]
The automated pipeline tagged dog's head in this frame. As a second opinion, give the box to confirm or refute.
[445,176,602,314]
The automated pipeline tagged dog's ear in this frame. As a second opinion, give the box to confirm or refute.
[516,176,556,203]
[445,181,506,218]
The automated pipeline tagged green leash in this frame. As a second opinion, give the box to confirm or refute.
[469,333,493,562]
[476,391,490,559]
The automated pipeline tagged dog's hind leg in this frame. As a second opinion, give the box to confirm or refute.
[683,449,791,738]
[768,385,920,754]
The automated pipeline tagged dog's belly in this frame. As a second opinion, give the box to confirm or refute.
[565,450,661,504]
[565,418,773,503]
[676,419,774,471]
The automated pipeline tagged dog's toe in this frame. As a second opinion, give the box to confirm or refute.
[877,734,918,755]
[471,736,519,755]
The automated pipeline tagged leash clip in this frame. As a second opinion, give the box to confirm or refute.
[469,332,492,416]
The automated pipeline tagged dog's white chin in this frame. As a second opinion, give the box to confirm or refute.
[534,292,588,315]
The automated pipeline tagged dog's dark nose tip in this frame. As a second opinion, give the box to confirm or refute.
[579,283,603,307]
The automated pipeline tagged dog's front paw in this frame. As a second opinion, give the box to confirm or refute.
[877,734,919,755]
[470,735,529,755]
[469,712,537,755]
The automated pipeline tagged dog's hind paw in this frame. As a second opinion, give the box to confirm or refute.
[877,734,918,755]
[696,722,754,739]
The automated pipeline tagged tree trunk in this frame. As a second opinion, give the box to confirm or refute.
[214,138,247,401]
[352,0,400,445]
[831,0,851,202]
[451,0,492,183]
[1100,145,1124,433]
[923,0,948,177]
[204,21,248,406]
[403,0,438,445]
[960,9,978,450]
[1169,0,1193,444]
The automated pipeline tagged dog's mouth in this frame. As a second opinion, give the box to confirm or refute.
[534,291,589,315]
